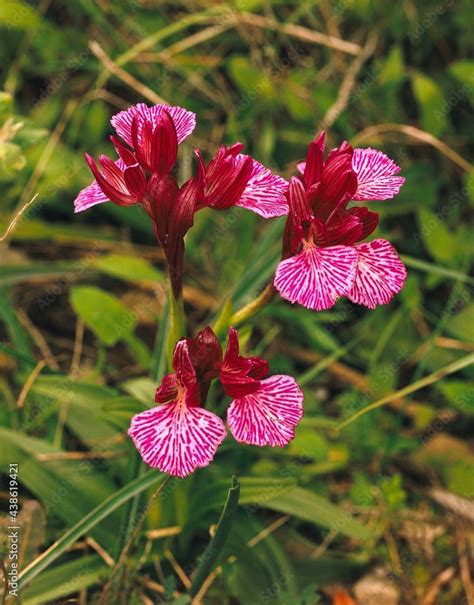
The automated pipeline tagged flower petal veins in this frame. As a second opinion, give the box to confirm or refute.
[236,156,289,218]
[74,178,109,213]
[352,148,405,201]
[227,375,303,447]
[74,158,127,212]
[128,403,226,478]
[111,103,196,146]
[348,239,407,309]
[274,244,358,311]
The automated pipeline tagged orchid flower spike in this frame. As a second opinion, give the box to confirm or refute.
[275,133,407,311]
[128,326,304,477]
[74,102,289,297]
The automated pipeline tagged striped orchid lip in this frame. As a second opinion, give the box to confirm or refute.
[128,326,304,477]
[275,134,407,311]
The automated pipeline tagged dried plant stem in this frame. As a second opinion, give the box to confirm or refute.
[89,41,168,105]
[351,123,473,172]
[233,12,361,55]
[318,31,378,131]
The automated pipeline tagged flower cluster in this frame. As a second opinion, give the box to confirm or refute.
[75,102,407,477]
[274,133,406,310]
[128,326,303,477]
[74,103,288,297]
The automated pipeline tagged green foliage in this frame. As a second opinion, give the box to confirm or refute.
[1,1,473,603]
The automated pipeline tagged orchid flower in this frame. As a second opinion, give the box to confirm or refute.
[275,133,407,310]
[128,326,303,477]
[74,103,196,214]
[74,102,288,297]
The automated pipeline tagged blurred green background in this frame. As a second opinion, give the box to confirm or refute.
[0,1,473,604]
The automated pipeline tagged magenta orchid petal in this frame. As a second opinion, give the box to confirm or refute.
[274,244,358,311]
[348,239,407,308]
[296,161,306,174]
[123,164,147,199]
[236,156,289,218]
[128,403,226,478]
[352,148,405,201]
[227,375,303,447]
[74,178,109,213]
[111,102,196,146]
[74,158,132,212]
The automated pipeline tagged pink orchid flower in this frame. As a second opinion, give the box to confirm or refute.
[74,103,196,214]
[74,102,289,297]
[275,133,407,310]
[128,326,303,477]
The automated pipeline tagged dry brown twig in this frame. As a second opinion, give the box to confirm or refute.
[0,194,38,245]
[232,12,361,56]
[421,566,456,605]
[352,123,473,172]
[318,31,379,132]
[89,41,168,105]
[457,530,474,605]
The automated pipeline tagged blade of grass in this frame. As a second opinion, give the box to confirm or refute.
[337,353,474,431]
[19,470,165,588]
[401,255,474,284]
[189,476,241,597]
[299,335,362,387]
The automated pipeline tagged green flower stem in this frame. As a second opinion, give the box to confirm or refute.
[230,282,276,327]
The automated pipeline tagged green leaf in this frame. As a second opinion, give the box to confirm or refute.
[411,72,447,136]
[0,91,13,122]
[0,261,90,286]
[19,471,166,588]
[401,255,474,284]
[0,286,32,356]
[227,56,274,100]
[436,380,474,415]
[0,1,39,29]
[23,555,109,605]
[92,253,163,286]
[446,303,474,343]
[0,141,25,175]
[70,285,137,346]
[264,487,374,540]
[190,476,241,597]
[379,46,404,84]
[29,375,125,445]
[0,428,118,545]
[417,209,458,264]
[448,60,474,104]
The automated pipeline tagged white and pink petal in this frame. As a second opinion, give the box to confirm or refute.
[128,402,226,478]
[74,158,128,212]
[236,156,288,218]
[74,179,109,213]
[348,239,407,309]
[111,103,196,146]
[352,148,405,201]
[227,375,303,447]
[274,244,358,311]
